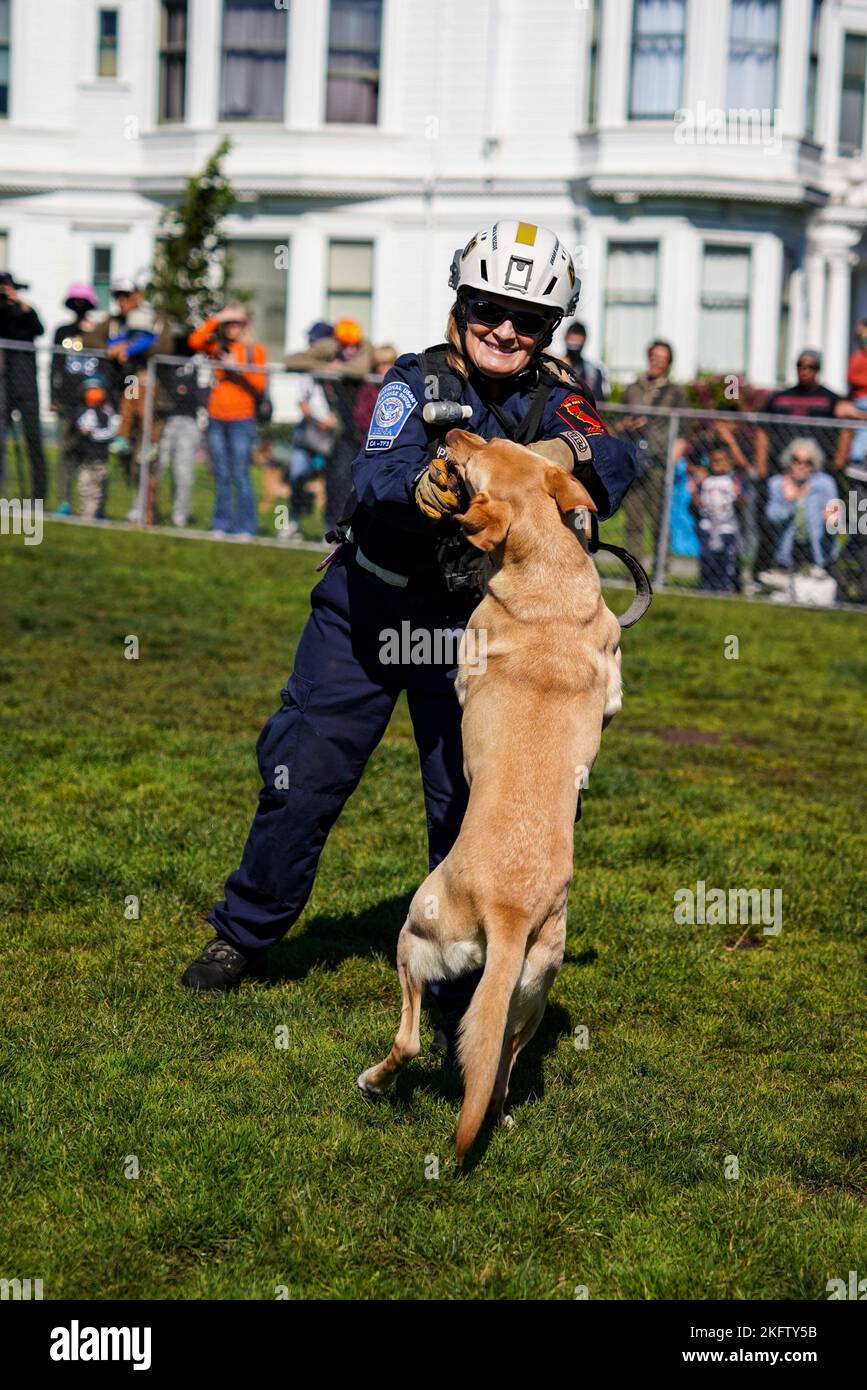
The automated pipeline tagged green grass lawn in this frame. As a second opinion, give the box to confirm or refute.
[0,522,864,1300]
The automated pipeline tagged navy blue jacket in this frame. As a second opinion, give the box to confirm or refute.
[350,350,637,588]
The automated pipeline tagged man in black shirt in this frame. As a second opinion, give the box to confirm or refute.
[0,271,47,500]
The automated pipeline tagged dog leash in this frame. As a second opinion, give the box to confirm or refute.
[585,513,653,629]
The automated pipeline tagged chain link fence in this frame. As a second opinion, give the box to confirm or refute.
[2,339,866,608]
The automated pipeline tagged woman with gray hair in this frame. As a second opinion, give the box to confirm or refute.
[762,436,838,576]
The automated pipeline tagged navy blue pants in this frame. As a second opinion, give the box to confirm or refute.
[209,548,478,1002]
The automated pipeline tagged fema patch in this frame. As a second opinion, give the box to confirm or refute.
[366,380,418,451]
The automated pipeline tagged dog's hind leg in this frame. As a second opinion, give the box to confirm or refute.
[357,926,425,1096]
[486,908,567,1127]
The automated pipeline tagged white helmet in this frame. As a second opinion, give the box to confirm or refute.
[448,219,580,318]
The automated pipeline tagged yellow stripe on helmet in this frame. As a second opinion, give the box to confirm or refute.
[515,222,538,247]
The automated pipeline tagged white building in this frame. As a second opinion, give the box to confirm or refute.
[3,0,867,389]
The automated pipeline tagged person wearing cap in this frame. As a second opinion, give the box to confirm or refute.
[187,303,269,540]
[50,284,102,515]
[753,349,841,578]
[0,270,47,501]
[69,376,118,520]
[278,322,340,540]
[285,318,374,534]
[82,279,172,504]
[182,220,638,1049]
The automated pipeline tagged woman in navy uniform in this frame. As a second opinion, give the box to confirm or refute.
[182,221,638,1040]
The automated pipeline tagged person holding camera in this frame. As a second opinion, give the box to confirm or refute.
[188,304,269,540]
[0,270,47,500]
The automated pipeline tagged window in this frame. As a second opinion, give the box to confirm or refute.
[97,9,119,79]
[805,0,822,139]
[777,247,794,383]
[326,240,373,336]
[159,0,188,122]
[326,0,382,124]
[603,242,658,377]
[0,230,7,267]
[220,0,288,122]
[839,33,867,157]
[586,0,600,126]
[727,0,779,111]
[629,0,686,120]
[0,0,11,116]
[698,245,751,376]
[229,240,288,359]
[92,247,113,313]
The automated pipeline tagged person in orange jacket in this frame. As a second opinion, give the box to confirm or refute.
[188,304,268,539]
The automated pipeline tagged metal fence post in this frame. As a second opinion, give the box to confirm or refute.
[653,411,680,589]
[134,356,158,526]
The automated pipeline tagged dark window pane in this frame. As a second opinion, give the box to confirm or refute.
[160,0,187,120]
[326,0,381,124]
[220,0,287,120]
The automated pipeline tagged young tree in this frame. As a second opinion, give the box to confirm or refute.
[148,138,237,327]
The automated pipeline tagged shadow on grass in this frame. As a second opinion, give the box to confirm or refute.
[265,892,412,983]
[269,898,590,1167]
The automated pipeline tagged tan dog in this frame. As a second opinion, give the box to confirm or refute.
[357,431,623,1160]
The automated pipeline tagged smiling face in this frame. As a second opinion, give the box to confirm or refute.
[463,292,553,378]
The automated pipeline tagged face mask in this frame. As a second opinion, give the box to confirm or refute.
[565,346,584,363]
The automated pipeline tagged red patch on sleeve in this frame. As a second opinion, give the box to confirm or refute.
[555,395,608,436]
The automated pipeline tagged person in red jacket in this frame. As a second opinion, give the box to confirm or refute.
[188,305,267,539]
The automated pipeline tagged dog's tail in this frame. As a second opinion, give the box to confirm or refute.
[455,930,526,1162]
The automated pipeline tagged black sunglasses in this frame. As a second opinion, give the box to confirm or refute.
[465,295,554,339]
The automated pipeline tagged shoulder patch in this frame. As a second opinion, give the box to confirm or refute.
[366,380,418,451]
[555,394,608,437]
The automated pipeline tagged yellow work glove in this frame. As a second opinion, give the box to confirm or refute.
[414,452,464,522]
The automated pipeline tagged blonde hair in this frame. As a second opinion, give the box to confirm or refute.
[445,309,469,379]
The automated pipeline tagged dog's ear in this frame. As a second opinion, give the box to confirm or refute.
[543,465,597,515]
[456,491,512,551]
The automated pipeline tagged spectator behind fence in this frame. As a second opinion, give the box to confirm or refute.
[560,320,607,403]
[828,321,867,602]
[620,339,688,561]
[753,349,841,578]
[0,270,47,501]
[82,279,172,501]
[71,376,117,521]
[188,304,267,540]
[150,331,206,528]
[688,434,744,594]
[279,321,339,541]
[353,344,398,436]
[50,283,103,516]
[285,317,373,536]
[761,437,838,580]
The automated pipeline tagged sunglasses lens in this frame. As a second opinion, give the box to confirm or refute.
[467,298,549,337]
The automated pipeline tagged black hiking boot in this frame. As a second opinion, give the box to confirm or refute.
[180,937,265,992]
